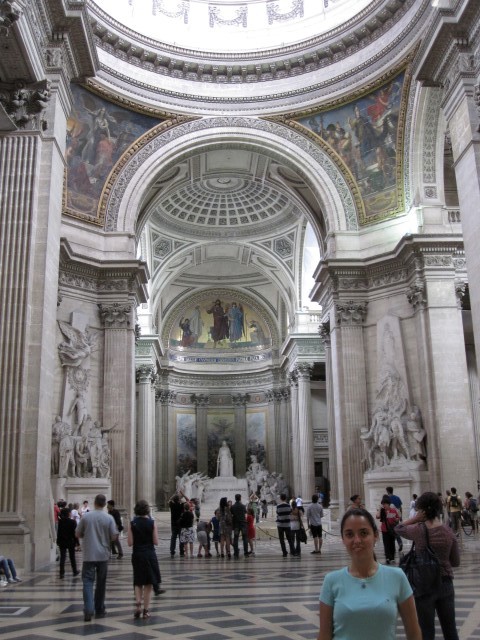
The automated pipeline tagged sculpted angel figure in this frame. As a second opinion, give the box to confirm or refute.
[57,320,96,367]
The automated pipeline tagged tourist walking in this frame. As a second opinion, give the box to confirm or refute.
[75,494,118,622]
[56,507,79,578]
[168,491,185,557]
[307,493,323,554]
[376,496,400,564]
[231,493,249,559]
[218,496,233,558]
[107,500,124,558]
[276,493,293,557]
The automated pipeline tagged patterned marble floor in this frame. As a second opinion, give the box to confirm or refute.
[1,514,480,640]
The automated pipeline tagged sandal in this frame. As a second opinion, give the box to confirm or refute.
[143,609,150,618]
[134,602,141,619]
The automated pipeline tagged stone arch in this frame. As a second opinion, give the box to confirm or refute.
[102,116,360,237]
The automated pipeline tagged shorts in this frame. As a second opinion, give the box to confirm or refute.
[197,531,208,545]
[310,525,322,538]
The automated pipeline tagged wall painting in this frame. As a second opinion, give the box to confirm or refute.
[175,411,197,477]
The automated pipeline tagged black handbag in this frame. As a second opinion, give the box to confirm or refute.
[299,526,308,544]
[399,523,442,597]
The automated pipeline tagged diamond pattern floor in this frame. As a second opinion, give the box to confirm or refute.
[1,515,479,639]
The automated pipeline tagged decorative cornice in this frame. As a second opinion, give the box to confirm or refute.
[89,0,419,91]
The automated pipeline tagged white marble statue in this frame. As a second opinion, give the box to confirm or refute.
[217,440,234,477]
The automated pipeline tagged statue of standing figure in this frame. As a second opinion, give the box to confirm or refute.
[216,440,234,477]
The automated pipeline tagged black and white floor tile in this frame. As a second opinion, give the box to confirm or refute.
[1,515,479,639]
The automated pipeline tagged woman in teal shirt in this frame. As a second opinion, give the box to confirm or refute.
[317,508,421,640]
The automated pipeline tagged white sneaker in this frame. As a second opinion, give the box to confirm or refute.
[7,578,16,584]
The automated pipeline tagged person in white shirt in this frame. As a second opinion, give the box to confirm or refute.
[307,494,324,554]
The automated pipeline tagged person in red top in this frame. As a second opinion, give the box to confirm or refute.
[376,496,400,564]
[246,507,256,556]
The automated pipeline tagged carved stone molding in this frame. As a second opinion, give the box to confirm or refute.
[155,389,177,404]
[335,301,367,326]
[98,303,132,328]
[136,364,155,384]
[407,282,427,310]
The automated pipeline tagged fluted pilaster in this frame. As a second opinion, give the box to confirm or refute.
[99,303,135,513]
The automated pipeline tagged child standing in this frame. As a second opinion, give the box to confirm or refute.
[211,509,221,556]
[246,507,256,556]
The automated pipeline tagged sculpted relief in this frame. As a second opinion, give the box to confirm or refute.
[52,316,112,480]
[361,317,427,471]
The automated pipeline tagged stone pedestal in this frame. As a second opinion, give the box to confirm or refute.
[202,476,249,515]
[51,477,111,507]
[363,464,429,514]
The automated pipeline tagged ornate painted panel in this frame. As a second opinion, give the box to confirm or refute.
[295,69,410,225]
[246,409,267,467]
[175,410,197,476]
[64,84,161,224]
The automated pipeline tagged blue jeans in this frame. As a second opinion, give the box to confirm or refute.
[0,558,17,580]
[82,561,108,615]
[414,577,459,640]
[170,525,184,556]
[233,523,249,557]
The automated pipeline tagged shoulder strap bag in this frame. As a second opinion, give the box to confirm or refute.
[399,523,442,597]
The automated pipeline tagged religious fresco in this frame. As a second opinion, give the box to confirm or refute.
[170,295,271,351]
[206,412,235,478]
[64,84,161,222]
[175,411,197,476]
[246,410,266,467]
[296,70,408,224]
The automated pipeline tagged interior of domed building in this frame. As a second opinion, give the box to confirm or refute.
[2,4,480,629]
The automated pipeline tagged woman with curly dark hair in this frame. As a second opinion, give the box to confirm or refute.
[127,500,162,619]
[395,491,460,640]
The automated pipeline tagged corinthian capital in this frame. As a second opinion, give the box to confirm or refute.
[0,80,50,130]
[136,364,155,384]
[318,321,331,345]
[98,303,132,328]
[0,1,21,36]
[232,393,249,407]
[407,283,427,310]
[295,363,313,380]
[191,393,210,407]
[335,301,367,326]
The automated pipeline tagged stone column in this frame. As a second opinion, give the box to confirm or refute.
[278,388,291,484]
[296,363,316,501]
[155,390,172,508]
[166,392,177,491]
[332,302,368,507]
[99,303,136,514]
[193,394,210,475]
[265,390,276,472]
[289,372,300,496]
[319,321,338,512]
[136,365,156,505]
[232,394,249,476]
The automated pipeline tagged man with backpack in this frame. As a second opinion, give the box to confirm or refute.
[447,487,462,535]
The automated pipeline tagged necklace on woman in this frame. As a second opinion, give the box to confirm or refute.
[349,562,378,580]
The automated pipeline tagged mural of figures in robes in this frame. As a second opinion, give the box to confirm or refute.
[170,293,271,350]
